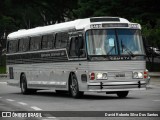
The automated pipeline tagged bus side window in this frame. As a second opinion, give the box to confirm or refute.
[61,32,68,48]
[19,38,29,52]
[55,32,68,49]
[69,36,86,58]
[30,36,42,51]
[42,34,54,49]
[78,36,86,58]
[55,33,61,48]
[69,37,77,57]
[49,34,55,48]
[8,41,11,53]
[8,40,18,53]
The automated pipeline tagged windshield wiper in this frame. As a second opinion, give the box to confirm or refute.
[121,40,135,57]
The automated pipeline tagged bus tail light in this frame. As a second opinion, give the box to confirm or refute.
[144,70,148,79]
[89,72,95,80]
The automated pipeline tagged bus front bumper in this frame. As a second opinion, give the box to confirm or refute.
[87,81,147,92]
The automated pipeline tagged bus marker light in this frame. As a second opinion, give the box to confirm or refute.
[89,72,95,80]
[144,70,148,79]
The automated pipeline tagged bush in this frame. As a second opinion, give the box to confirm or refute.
[0,55,6,74]
[0,66,6,74]
[147,62,160,72]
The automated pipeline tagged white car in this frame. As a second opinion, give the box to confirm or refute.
[149,47,160,56]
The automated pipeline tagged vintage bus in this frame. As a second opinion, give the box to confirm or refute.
[6,17,150,98]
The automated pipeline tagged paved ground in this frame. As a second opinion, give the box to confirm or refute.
[146,57,160,63]
[0,77,160,120]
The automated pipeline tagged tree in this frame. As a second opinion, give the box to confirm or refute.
[73,0,160,47]
[0,0,78,38]
[0,0,78,66]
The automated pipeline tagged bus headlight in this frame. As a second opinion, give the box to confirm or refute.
[97,73,103,79]
[133,72,143,79]
[96,73,108,80]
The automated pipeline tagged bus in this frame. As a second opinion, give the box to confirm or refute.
[6,17,150,98]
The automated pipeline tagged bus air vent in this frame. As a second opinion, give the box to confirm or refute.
[102,23,128,28]
[90,18,120,22]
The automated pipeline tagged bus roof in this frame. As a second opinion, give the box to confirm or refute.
[8,17,131,40]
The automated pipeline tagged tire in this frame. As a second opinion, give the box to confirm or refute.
[69,73,84,98]
[117,91,129,98]
[20,74,37,94]
[20,74,29,94]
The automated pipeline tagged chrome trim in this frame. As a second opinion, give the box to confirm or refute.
[28,81,67,86]
[6,48,67,56]
[87,88,146,92]
[87,81,146,86]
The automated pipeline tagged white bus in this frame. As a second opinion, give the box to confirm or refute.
[6,17,150,98]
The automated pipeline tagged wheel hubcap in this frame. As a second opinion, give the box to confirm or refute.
[71,77,77,96]
[21,81,25,93]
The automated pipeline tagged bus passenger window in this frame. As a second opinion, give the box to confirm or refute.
[8,40,18,53]
[55,33,61,48]
[69,38,77,57]
[19,38,29,52]
[61,32,68,48]
[48,34,55,48]
[69,37,85,58]
[55,32,68,49]
[30,36,41,51]
[42,34,54,49]
[78,36,86,58]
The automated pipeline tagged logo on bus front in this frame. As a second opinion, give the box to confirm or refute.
[109,56,131,61]
[115,73,125,77]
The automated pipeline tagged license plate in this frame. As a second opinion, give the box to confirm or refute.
[115,73,125,77]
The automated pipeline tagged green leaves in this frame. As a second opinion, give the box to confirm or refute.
[0,0,160,48]
[73,0,160,48]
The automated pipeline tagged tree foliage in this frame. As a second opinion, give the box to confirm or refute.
[73,0,160,48]
[0,0,160,47]
[0,0,78,38]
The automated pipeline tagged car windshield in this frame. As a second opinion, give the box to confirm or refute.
[86,29,145,56]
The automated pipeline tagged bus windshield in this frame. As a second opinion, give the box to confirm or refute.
[86,29,145,56]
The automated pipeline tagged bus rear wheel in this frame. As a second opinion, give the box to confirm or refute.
[116,91,129,98]
[20,74,37,94]
[69,74,84,98]
[20,74,29,94]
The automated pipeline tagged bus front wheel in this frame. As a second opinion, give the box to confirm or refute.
[69,74,84,98]
[116,91,129,98]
